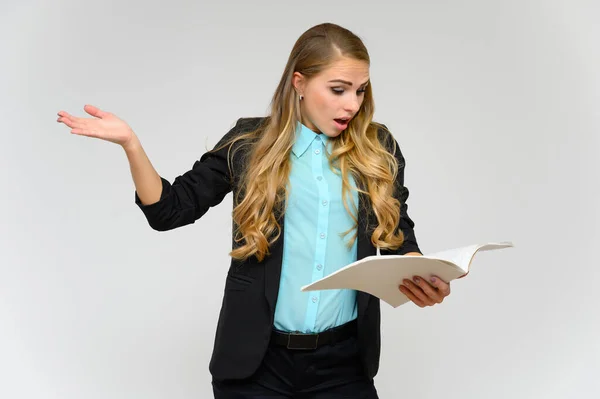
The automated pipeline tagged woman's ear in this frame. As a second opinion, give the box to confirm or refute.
[292,72,305,95]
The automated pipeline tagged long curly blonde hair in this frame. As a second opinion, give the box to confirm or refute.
[214,23,405,262]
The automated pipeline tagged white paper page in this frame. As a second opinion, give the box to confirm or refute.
[301,241,514,308]
[302,256,465,307]
[427,242,514,273]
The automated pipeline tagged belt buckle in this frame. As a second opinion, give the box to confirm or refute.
[287,332,319,350]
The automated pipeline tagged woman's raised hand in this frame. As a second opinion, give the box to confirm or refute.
[57,105,137,149]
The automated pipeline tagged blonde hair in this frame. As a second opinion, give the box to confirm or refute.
[214,23,405,262]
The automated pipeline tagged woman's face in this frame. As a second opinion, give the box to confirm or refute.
[293,57,370,138]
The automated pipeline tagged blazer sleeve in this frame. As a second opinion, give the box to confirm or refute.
[378,125,422,255]
[134,118,244,231]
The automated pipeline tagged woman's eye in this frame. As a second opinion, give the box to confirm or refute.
[331,88,366,95]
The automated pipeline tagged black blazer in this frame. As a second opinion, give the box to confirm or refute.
[135,117,420,381]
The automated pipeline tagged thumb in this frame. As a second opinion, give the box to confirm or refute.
[83,104,109,119]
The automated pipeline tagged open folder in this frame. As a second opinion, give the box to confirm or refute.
[301,242,513,308]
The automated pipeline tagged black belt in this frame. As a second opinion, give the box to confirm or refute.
[270,319,357,350]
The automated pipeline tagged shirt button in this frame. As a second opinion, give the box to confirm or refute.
[317,176,323,181]
[314,149,321,154]
[322,200,328,206]
[312,296,318,303]
[316,264,323,271]
[320,233,326,239]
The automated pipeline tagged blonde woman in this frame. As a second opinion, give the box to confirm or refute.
[57,22,451,399]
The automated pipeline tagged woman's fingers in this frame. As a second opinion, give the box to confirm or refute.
[58,105,107,125]
[399,284,426,307]
[83,104,108,119]
[71,127,99,138]
[412,276,444,303]
[57,113,98,137]
[57,106,133,146]
[398,275,452,308]
[58,108,103,129]
[58,115,86,130]
[70,127,86,136]
[402,279,433,306]
[56,115,72,127]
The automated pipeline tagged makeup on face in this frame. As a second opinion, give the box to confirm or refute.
[299,58,370,137]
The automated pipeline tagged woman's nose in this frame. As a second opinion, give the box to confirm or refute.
[345,96,360,113]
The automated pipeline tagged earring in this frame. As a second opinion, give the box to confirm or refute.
[299,94,304,101]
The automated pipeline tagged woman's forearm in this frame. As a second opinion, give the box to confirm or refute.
[123,134,163,205]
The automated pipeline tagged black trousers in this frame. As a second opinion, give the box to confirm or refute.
[212,327,379,398]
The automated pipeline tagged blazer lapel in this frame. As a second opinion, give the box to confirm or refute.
[264,207,285,315]
[357,191,376,316]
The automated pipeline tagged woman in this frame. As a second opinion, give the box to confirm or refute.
[57,22,451,399]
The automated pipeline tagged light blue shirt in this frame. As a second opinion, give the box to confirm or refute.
[273,122,359,333]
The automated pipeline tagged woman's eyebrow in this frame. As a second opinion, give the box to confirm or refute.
[328,79,370,87]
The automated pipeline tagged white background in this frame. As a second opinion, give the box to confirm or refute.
[1,0,598,397]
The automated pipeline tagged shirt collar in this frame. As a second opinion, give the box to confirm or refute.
[291,121,332,157]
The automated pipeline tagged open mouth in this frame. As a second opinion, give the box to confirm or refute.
[334,118,350,129]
